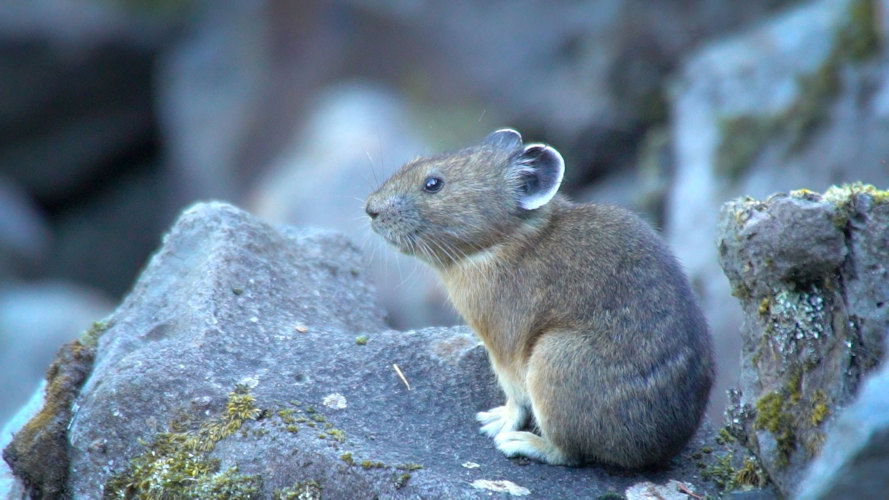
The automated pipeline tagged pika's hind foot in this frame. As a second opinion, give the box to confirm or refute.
[476,403,527,438]
[494,431,573,465]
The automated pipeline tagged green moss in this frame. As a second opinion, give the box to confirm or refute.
[327,428,346,443]
[340,452,354,465]
[716,427,737,445]
[104,387,262,498]
[811,390,830,426]
[277,409,297,425]
[788,369,803,404]
[80,320,111,349]
[273,480,322,500]
[733,456,767,489]
[360,460,386,470]
[701,452,736,491]
[731,282,752,301]
[5,338,97,498]
[355,335,369,346]
[394,473,412,489]
[703,452,767,492]
[754,392,795,467]
[396,463,423,471]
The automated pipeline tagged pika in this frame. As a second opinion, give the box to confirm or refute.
[365,129,713,468]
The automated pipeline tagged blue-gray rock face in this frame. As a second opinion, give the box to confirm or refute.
[796,351,889,499]
[3,202,725,498]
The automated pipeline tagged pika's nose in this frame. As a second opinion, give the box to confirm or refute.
[365,203,379,219]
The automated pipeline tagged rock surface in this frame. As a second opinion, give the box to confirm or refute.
[796,346,889,499]
[666,0,889,417]
[5,202,728,498]
[716,185,889,496]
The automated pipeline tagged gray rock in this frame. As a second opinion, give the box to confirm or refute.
[796,350,889,499]
[666,0,889,418]
[716,185,889,496]
[6,202,729,498]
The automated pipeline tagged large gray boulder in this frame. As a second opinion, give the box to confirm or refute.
[666,0,889,416]
[5,202,733,498]
[716,185,889,496]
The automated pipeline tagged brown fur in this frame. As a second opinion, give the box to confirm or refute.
[365,132,714,468]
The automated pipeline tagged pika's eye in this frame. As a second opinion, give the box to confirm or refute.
[423,176,444,193]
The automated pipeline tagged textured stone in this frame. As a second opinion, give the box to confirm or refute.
[5,202,730,498]
[717,185,889,496]
[796,351,889,499]
[667,0,889,417]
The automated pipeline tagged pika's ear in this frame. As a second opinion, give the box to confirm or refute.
[482,128,523,150]
[512,144,564,210]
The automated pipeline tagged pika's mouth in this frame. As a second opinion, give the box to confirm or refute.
[370,222,417,256]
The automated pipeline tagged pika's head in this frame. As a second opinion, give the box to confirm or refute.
[365,129,564,267]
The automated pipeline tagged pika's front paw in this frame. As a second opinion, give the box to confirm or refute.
[476,405,522,437]
[494,431,570,465]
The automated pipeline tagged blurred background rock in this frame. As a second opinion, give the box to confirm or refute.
[1,0,887,425]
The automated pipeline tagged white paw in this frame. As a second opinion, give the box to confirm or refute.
[494,431,540,459]
[476,406,520,437]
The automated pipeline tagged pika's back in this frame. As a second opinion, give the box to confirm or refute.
[481,198,714,466]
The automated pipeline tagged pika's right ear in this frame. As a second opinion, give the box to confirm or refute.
[511,144,564,210]
[482,128,523,150]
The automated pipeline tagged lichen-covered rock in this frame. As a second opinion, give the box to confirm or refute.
[2,325,103,498]
[666,0,889,417]
[716,184,889,496]
[5,202,732,498]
